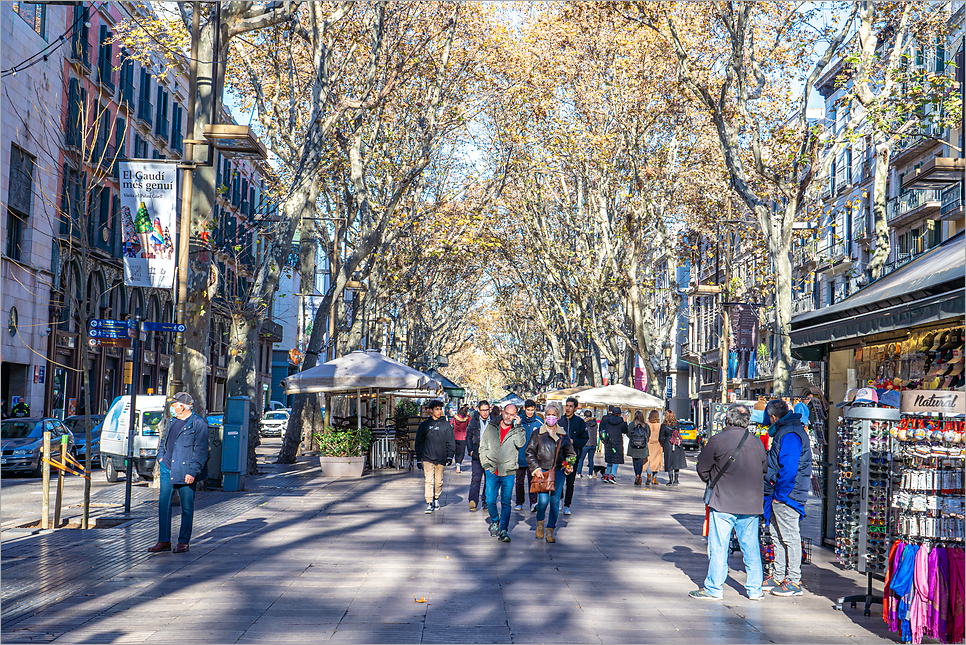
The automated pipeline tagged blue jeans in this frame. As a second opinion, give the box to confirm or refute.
[485,471,514,531]
[576,446,595,476]
[535,469,564,529]
[704,510,763,598]
[605,463,619,477]
[158,461,196,544]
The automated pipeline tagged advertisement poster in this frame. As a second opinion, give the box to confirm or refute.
[118,162,176,289]
[729,303,760,380]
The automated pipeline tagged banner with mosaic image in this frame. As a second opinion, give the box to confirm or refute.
[118,161,176,289]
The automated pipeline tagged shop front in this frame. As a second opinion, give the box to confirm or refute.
[791,232,965,548]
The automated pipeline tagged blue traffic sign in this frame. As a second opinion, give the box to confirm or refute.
[142,322,186,333]
[89,328,131,339]
[90,318,134,329]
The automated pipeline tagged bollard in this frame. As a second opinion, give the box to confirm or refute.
[54,435,66,528]
[41,431,51,529]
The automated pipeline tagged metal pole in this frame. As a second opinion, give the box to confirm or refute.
[54,436,66,528]
[169,1,202,396]
[720,201,731,405]
[124,314,141,514]
[328,219,340,361]
[41,430,51,529]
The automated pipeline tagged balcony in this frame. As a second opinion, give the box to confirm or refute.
[879,250,922,279]
[794,238,819,273]
[886,189,942,227]
[792,295,815,316]
[136,101,153,127]
[92,139,117,173]
[853,212,872,244]
[891,122,943,165]
[940,182,962,219]
[754,357,811,380]
[816,238,850,272]
[96,58,115,93]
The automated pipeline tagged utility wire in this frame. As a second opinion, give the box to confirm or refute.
[1,2,106,79]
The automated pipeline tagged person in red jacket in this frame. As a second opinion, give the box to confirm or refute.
[451,405,470,473]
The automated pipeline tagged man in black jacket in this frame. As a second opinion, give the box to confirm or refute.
[149,392,210,554]
[415,400,456,514]
[559,397,588,515]
[690,403,767,601]
[465,400,490,512]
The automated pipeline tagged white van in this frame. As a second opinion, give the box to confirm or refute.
[100,395,168,482]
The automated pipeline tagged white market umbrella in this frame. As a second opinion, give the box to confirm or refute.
[576,384,665,410]
[280,350,441,395]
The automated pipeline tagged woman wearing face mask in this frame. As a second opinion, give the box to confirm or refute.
[525,404,576,543]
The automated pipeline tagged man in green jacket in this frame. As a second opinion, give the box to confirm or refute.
[480,403,526,542]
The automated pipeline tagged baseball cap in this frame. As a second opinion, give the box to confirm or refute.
[836,389,857,408]
[172,391,194,406]
[919,332,935,353]
[940,330,961,350]
[853,387,878,405]
[879,390,901,409]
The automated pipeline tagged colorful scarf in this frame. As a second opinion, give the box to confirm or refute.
[891,543,919,641]
[910,545,930,644]
[928,546,949,643]
[884,540,902,626]
[889,543,909,632]
[949,548,965,644]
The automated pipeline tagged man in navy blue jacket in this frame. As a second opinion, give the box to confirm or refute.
[149,392,210,554]
[762,399,812,597]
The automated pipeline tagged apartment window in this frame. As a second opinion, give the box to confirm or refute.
[137,68,153,125]
[97,25,115,91]
[170,103,183,152]
[119,50,135,108]
[66,77,86,149]
[232,173,240,207]
[13,3,46,38]
[241,178,250,215]
[60,164,85,236]
[69,4,90,66]
[115,117,127,159]
[155,87,169,140]
[6,146,35,261]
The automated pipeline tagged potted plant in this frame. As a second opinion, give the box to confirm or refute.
[314,425,372,477]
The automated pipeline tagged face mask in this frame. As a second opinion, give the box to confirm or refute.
[545,415,558,426]
[169,408,179,418]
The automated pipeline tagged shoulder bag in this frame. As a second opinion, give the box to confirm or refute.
[703,429,751,506]
[530,436,562,494]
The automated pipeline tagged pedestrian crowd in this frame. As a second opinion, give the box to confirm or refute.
[410,394,814,602]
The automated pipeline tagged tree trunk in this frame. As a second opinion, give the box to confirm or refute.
[771,217,794,398]
[226,311,260,475]
[868,143,892,279]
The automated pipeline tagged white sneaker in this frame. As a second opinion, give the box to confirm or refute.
[530,503,537,512]
[563,506,572,515]
[576,473,582,479]
[513,504,522,511]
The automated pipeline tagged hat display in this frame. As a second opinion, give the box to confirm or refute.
[940,330,961,350]
[836,388,857,408]
[949,349,963,364]
[853,387,878,405]
[919,332,936,353]
[879,390,901,409]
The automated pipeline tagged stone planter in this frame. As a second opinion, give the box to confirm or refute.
[319,455,366,477]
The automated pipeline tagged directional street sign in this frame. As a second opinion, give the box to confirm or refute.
[89,337,132,348]
[142,322,186,333]
[90,318,134,329]
[89,328,131,339]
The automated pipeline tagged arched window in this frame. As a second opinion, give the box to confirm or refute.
[148,295,161,351]
[109,281,125,319]
[130,288,144,319]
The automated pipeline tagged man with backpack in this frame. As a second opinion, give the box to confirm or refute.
[690,403,767,600]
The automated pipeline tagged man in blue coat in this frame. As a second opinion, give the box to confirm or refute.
[514,399,542,512]
[149,392,210,554]
[762,399,812,597]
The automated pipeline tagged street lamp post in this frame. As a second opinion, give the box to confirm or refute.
[663,342,672,411]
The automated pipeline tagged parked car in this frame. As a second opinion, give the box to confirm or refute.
[266,401,288,412]
[260,410,290,437]
[1,418,76,476]
[63,414,105,468]
[100,395,166,482]
[678,420,700,450]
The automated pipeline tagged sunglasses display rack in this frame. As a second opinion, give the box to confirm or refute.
[833,405,900,616]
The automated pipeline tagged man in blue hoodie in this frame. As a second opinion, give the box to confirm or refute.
[514,399,542,512]
[763,399,812,597]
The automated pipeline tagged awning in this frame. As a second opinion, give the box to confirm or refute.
[281,350,441,395]
[422,369,465,399]
[575,384,665,410]
[536,386,590,403]
[791,232,965,349]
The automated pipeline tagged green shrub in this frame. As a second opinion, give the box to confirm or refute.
[313,426,372,457]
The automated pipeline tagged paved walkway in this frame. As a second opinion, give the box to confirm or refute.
[3,455,898,644]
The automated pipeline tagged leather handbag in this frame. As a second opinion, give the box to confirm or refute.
[703,429,751,506]
[530,436,562,494]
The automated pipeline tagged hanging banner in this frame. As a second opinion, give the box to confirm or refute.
[118,162,176,289]
[730,303,759,380]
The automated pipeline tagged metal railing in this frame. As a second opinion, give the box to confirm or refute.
[886,189,942,223]
[941,182,962,218]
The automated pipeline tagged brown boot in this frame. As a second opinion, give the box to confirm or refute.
[635,475,642,486]
[645,474,652,486]
[147,541,171,553]
[546,527,555,543]
[536,520,545,539]
[469,500,477,512]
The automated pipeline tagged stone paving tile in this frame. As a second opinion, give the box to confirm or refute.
[4,460,905,644]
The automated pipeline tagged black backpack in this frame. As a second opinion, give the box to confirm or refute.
[629,423,649,450]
